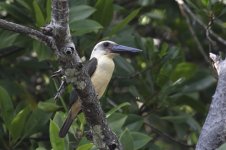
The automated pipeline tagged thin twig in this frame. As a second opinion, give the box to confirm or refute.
[177,1,211,65]
[144,121,195,148]
[206,13,217,51]
[175,0,226,47]
[0,46,23,58]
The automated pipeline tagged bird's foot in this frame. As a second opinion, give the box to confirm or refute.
[85,130,93,141]
[51,69,63,78]
[54,79,67,101]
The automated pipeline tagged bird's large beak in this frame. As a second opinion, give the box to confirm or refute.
[111,45,142,53]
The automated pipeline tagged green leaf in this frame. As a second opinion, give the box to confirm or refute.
[161,115,188,123]
[10,107,31,143]
[24,109,52,137]
[46,0,52,22]
[70,19,103,36]
[70,5,96,22]
[33,41,53,61]
[78,113,86,131]
[106,102,131,118]
[128,86,141,98]
[131,132,152,150]
[38,99,61,112]
[173,95,206,113]
[170,62,197,82]
[16,0,32,11]
[201,0,209,7]
[77,143,94,150]
[120,129,134,150]
[78,137,92,147]
[36,147,47,150]
[186,117,201,131]
[217,143,226,150]
[115,56,135,74]
[181,75,216,93]
[0,30,19,48]
[108,113,127,134]
[49,120,66,150]
[0,86,14,128]
[109,9,140,35]
[125,114,144,131]
[33,0,45,27]
[92,0,113,27]
[4,4,32,23]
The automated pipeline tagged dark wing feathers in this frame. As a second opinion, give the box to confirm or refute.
[60,58,98,137]
[85,57,97,77]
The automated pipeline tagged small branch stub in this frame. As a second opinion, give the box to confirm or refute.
[209,53,221,75]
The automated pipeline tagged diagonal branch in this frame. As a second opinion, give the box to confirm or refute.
[176,1,211,65]
[0,0,121,149]
[47,0,121,149]
[0,19,55,50]
[175,0,226,47]
[144,122,195,148]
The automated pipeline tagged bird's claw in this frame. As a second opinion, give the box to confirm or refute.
[51,69,63,78]
[54,79,67,101]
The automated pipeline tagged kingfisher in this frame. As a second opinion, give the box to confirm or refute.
[59,40,141,137]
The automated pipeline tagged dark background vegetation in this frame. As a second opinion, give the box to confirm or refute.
[0,0,225,149]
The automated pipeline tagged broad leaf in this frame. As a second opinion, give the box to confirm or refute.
[0,86,14,128]
[24,109,52,137]
[109,9,140,35]
[108,113,127,134]
[49,120,67,150]
[70,5,96,22]
[10,107,31,143]
[131,132,152,150]
[106,102,130,118]
[0,30,19,48]
[125,114,144,131]
[38,100,61,112]
[33,0,45,27]
[70,19,103,36]
[46,0,51,22]
[115,56,135,74]
[33,41,53,61]
[92,0,113,27]
[120,129,134,150]
[77,143,94,150]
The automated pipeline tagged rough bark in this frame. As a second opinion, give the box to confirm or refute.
[196,53,226,150]
[0,19,55,50]
[0,0,121,149]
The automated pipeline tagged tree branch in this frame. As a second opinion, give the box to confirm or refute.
[47,0,121,149]
[144,122,195,148]
[0,0,121,149]
[176,1,211,65]
[196,53,226,150]
[0,19,55,50]
[175,0,226,47]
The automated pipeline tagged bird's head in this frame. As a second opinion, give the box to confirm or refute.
[90,40,141,59]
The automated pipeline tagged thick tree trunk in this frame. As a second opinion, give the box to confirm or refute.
[196,53,226,150]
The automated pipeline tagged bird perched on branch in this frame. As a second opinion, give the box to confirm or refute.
[59,40,141,137]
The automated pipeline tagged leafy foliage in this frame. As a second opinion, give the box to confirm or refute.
[0,0,225,149]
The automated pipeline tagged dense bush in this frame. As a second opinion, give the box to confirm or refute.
[1,0,225,149]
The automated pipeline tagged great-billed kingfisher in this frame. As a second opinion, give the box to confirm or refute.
[59,40,141,137]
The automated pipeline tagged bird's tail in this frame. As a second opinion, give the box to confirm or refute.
[59,100,81,138]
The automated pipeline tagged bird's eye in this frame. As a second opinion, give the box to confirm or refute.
[103,42,110,47]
